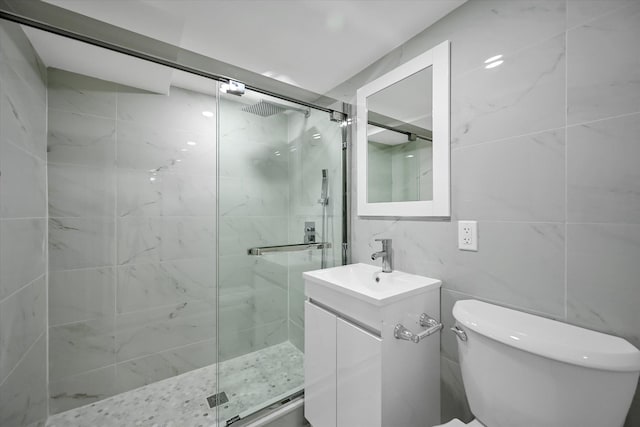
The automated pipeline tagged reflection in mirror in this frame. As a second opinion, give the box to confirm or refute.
[356,40,449,217]
[366,66,433,203]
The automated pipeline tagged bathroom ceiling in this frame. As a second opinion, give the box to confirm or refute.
[36,0,465,95]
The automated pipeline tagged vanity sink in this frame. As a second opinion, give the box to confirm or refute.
[303,263,442,427]
[304,263,440,306]
[304,263,441,333]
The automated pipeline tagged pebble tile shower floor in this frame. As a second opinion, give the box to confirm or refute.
[46,342,304,427]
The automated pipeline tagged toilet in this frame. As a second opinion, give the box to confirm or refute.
[435,300,640,427]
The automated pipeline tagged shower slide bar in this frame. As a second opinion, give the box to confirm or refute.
[247,242,331,256]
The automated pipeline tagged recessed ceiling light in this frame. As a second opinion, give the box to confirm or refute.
[202,111,214,118]
[187,141,197,146]
[180,148,188,152]
[406,154,415,158]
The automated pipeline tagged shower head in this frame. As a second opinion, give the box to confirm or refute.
[242,99,310,118]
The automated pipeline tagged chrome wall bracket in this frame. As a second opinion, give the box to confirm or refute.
[394,313,443,343]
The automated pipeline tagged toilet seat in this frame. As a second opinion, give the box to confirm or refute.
[434,418,485,427]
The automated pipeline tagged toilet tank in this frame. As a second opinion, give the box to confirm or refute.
[453,300,640,427]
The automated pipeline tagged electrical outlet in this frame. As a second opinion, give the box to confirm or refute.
[458,220,478,251]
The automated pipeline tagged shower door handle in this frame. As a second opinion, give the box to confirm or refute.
[247,242,331,255]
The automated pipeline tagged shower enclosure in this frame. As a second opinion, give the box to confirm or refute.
[0,11,347,426]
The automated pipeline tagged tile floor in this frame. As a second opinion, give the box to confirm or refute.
[46,342,304,427]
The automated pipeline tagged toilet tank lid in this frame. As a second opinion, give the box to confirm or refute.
[453,300,640,372]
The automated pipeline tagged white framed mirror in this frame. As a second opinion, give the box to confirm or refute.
[356,40,450,217]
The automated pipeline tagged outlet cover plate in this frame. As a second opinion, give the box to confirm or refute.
[458,220,478,251]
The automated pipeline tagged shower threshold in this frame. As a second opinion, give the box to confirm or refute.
[46,341,304,427]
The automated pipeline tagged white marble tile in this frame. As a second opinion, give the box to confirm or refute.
[117,170,215,217]
[0,66,47,160]
[289,321,304,353]
[0,335,47,427]
[0,22,47,104]
[453,129,565,222]
[117,86,216,134]
[218,282,287,333]
[47,68,117,118]
[219,216,288,257]
[218,319,288,362]
[49,318,115,381]
[116,216,161,265]
[452,34,566,148]
[114,338,216,394]
[118,216,215,265]
[49,365,117,415]
[0,275,45,383]
[49,267,116,326]
[160,216,216,261]
[116,259,215,314]
[116,120,216,174]
[115,300,215,363]
[219,133,289,181]
[219,176,289,217]
[0,140,47,218]
[326,0,566,100]
[567,113,640,223]
[47,109,116,167]
[49,217,115,271]
[48,163,115,218]
[440,356,473,424]
[567,2,640,124]
[447,222,566,317]
[567,224,640,349]
[0,218,46,300]
[567,0,635,29]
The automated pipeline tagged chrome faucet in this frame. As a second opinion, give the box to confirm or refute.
[371,238,392,273]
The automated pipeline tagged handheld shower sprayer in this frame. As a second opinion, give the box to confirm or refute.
[318,169,328,206]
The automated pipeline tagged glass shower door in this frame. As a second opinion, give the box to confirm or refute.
[216,88,343,424]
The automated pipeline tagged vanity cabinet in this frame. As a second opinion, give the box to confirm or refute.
[303,263,442,427]
[305,302,382,427]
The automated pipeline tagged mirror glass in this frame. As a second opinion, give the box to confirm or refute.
[356,40,449,217]
[366,66,433,203]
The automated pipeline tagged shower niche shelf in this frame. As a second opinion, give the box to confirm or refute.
[303,263,442,427]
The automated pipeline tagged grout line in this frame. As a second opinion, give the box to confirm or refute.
[564,0,636,32]
[44,66,51,420]
[451,125,566,152]
[113,85,119,377]
[2,136,47,164]
[0,273,46,305]
[564,15,569,321]
[0,330,46,390]
[566,110,640,129]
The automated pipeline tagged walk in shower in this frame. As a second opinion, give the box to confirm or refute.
[0,12,346,427]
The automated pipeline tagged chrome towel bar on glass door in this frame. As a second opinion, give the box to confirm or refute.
[247,242,332,256]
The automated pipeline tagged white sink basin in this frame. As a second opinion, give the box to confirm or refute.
[303,263,441,307]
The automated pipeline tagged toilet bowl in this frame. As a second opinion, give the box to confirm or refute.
[433,300,640,427]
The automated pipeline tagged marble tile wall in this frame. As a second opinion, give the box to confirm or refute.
[286,109,343,351]
[47,69,217,413]
[217,95,290,363]
[0,20,48,427]
[329,0,640,425]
